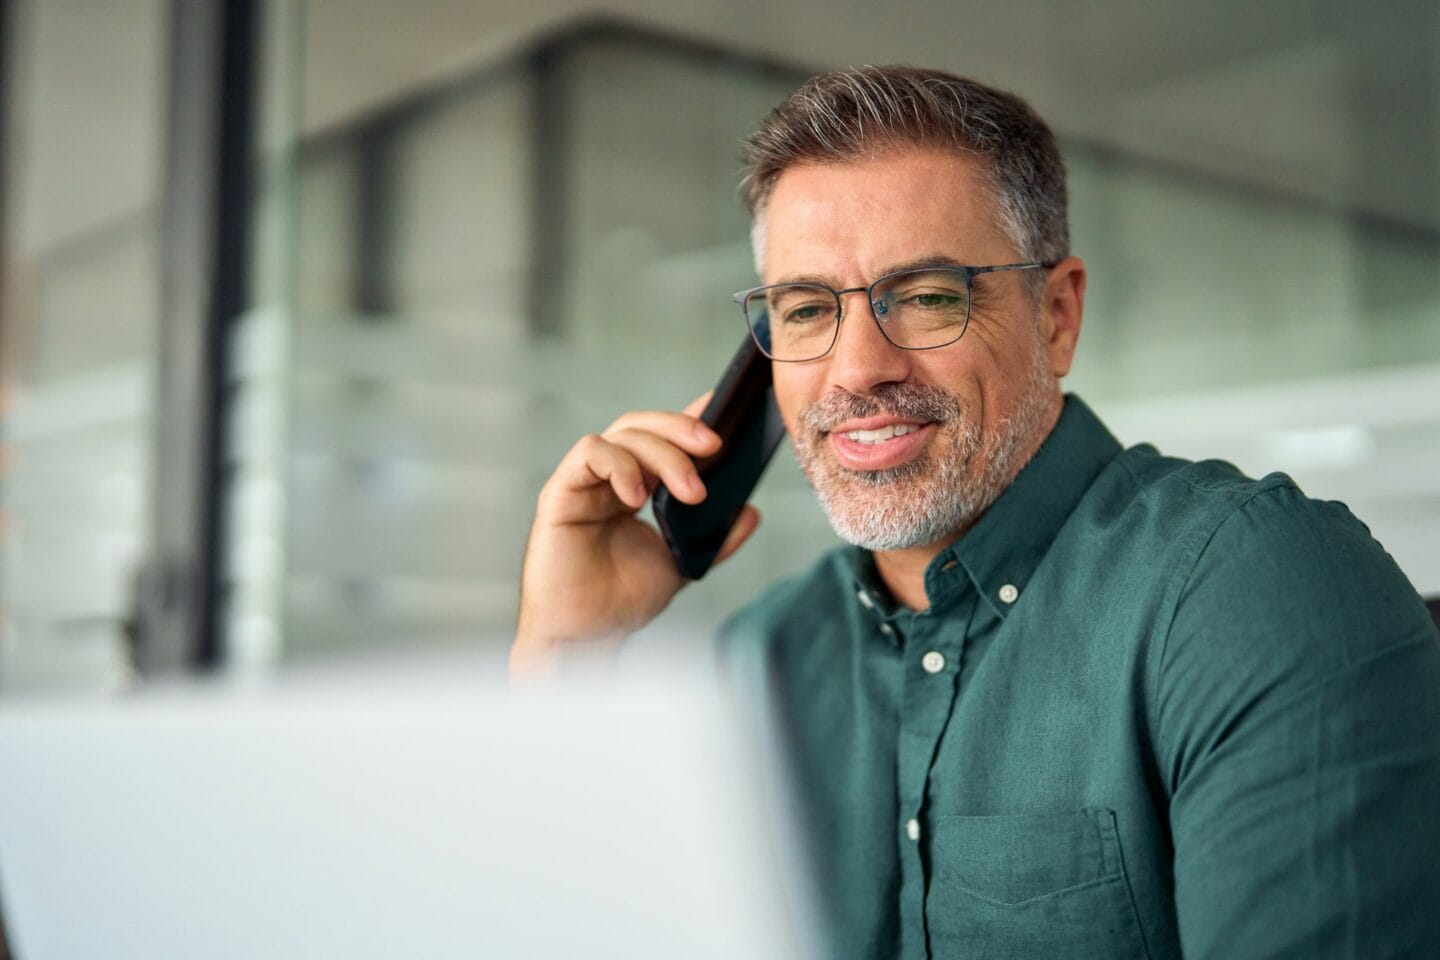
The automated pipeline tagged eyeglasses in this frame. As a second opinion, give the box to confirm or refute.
[731,262,1055,362]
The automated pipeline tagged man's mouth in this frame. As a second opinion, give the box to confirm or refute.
[799,384,960,473]
[826,420,937,471]
[840,423,923,445]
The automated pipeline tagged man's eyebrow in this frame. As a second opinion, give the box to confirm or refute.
[872,254,964,277]
[769,254,963,288]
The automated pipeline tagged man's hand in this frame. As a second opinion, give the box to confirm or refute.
[511,395,762,677]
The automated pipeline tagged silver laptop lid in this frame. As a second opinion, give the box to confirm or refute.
[0,668,815,959]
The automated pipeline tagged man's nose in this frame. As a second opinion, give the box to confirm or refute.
[824,291,913,395]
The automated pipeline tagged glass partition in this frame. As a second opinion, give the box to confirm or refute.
[213,14,1440,666]
[5,4,1437,687]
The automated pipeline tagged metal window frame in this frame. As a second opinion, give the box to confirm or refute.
[137,0,257,674]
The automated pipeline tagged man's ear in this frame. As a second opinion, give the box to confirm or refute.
[1041,256,1086,378]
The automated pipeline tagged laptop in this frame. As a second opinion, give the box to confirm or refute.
[0,659,816,959]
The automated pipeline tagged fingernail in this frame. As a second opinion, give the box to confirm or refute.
[695,422,717,443]
[688,473,706,497]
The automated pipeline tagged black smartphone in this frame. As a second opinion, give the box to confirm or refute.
[652,328,786,580]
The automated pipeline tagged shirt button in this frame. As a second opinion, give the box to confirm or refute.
[921,650,945,674]
[905,818,920,841]
[878,623,894,637]
[998,583,1019,604]
[856,589,874,609]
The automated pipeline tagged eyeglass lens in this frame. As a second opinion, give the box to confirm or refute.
[744,268,972,361]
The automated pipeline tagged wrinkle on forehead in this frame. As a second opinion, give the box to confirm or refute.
[769,254,964,289]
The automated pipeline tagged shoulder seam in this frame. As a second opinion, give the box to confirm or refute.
[1173,465,1294,499]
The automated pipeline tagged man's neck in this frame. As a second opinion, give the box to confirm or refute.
[873,543,950,610]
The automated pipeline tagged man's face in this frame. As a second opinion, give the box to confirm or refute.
[759,147,1068,552]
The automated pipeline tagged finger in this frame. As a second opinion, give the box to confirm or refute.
[712,505,761,567]
[605,408,720,456]
[548,434,650,512]
[604,427,708,505]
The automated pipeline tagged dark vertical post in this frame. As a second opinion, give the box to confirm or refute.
[528,42,568,338]
[1340,0,1440,317]
[352,116,398,317]
[139,0,256,672]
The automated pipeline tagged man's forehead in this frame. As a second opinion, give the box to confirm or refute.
[755,150,1007,281]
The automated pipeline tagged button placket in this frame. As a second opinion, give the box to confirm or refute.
[893,595,972,959]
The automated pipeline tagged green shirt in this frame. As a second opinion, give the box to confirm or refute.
[718,395,1440,960]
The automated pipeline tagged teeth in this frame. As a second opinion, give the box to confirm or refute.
[842,424,919,444]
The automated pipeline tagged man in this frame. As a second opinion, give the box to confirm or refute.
[514,66,1440,958]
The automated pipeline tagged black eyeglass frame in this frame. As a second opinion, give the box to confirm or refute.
[730,261,1058,362]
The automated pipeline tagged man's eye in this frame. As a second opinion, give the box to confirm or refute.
[902,291,965,309]
[783,303,831,324]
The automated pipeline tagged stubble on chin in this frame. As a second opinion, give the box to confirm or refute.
[792,343,1055,553]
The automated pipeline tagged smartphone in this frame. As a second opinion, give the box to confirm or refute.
[652,327,786,580]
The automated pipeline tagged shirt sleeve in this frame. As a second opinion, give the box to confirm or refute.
[1154,481,1440,959]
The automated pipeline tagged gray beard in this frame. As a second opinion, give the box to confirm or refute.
[792,340,1054,553]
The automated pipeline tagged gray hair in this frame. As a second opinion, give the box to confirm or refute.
[740,66,1069,286]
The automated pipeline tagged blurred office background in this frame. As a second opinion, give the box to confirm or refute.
[1,0,1437,691]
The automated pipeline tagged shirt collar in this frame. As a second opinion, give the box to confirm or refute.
[928,394,1122,619]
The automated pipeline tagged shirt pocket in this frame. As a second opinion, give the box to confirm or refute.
[926,809,1149,960]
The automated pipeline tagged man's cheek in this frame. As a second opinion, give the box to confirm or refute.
[770,376,809,437]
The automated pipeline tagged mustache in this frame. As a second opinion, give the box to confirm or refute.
[799,382,962,433]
